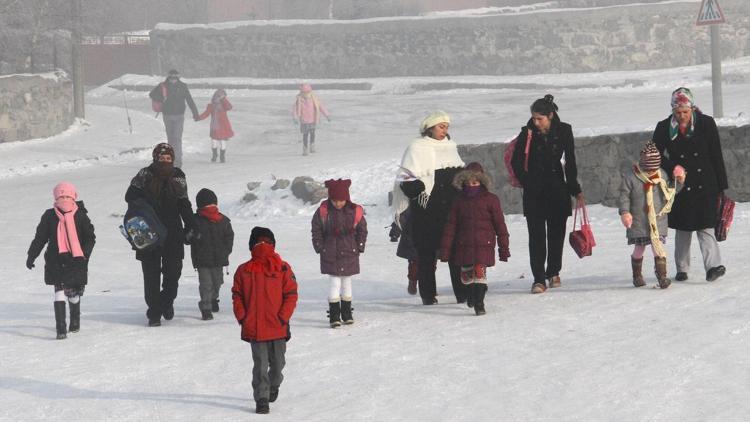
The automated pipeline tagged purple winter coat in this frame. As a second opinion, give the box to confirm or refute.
[311,200,368,276]
[440,188,510,267]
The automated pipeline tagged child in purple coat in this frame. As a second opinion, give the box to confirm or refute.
[311,179,367,328]
[440,162,510,315]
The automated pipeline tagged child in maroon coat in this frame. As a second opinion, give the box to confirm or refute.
[311,179,367,328]
[440,162,510,315]
[232,227,298,414]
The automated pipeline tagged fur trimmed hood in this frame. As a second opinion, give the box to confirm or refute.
[453,162,491,190]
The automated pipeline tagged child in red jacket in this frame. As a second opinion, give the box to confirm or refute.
[196,89,234,163]
[232,227,298,415]
[440,162,510,316]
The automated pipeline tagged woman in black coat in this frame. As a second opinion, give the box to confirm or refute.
[393,111,466,305]
[511,95,584,294]
[27,182,96,339]
[652,87,728,282]
[125,143,196,326]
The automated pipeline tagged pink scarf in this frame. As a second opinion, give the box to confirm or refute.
[54,200,84,258]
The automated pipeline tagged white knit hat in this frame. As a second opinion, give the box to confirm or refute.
[420,111,451,133]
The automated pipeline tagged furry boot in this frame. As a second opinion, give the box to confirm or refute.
[654,257,671,289]
[632,256,646,287]
[54,301,67,339]
[327,301,341,328]
[341,298,354,325]
[68,300,80,333]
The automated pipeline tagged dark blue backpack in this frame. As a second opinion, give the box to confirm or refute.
[120,198,167,251]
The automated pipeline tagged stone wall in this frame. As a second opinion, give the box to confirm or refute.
[150,0,750,78]
[458,125,750,215]
[0,72,74,143]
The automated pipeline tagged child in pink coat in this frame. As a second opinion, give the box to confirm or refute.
[292,83,330,156]
[197,89,234,163]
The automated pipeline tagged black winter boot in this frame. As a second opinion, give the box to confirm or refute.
[69,300,80,333]
[201,309,213,320]
[211,148,218,162]
[327,301,341,328]
[474,284,487,316]
[220,149,226,163]
[341,299,354,325]
[212,299,220,313]
[54,301,67,339]
[466,283,475,308]
[255,398,269,414]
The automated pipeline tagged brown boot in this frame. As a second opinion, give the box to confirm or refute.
[548,275,561,288]
[631,256,645,287]
[654,257,671,289]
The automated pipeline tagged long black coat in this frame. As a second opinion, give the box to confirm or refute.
[125,164,195,261]
[190,213,234,269]
[149,79,199,117]
[400,166,463,251]
[510,117,582,218]
[27,201,96,287]
[652,111,728,231]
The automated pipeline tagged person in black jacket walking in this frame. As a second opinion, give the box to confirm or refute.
[149,69,199,167]
[652,87,729,282]
[125,143,197,326]
[190,188,234,320]
[27,182,96,339]
[511,95,584,294]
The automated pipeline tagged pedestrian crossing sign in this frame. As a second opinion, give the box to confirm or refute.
[696,0,726,26]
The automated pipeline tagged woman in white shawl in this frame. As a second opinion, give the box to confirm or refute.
[393,111,466,305]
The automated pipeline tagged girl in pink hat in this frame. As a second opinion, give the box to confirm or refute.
[27,182,96,339]
[292,83,330,156]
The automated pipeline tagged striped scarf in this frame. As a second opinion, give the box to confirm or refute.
[633,165,677,258]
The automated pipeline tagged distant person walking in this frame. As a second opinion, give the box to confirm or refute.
[510,95,584,294]
[196,89,234,163]
[149,69,199,167]
[652,87,729,282]
[292,83,330,156]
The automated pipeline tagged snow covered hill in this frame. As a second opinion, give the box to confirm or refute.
[1,59,749,421]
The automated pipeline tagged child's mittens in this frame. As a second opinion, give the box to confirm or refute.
[673,165,686,184]
[498,247,510,262]
[25,256,35,270]
[620,212,633,228]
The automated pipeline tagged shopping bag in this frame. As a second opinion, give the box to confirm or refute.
[569,203,595,258]
[715,194,735,242]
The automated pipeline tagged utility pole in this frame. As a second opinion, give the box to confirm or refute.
[696,0,726,118]
[71,0,85,118]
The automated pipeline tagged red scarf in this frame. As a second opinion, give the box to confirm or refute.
[247,243,283,276]
[198,205,224,222]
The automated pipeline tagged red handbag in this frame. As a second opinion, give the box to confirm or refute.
[569,203,596,258]
[715,194,735,242]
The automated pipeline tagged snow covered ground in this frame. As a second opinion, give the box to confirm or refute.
[2,58,749,421]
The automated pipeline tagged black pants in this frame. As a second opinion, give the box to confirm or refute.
[525,215,568,284]
[141,254,183,320]
[417,248,465,302]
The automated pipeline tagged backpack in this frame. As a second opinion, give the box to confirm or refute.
[318,200,363,234]
[119,198,167,251]
[151,83,168,114]
[504,128,533,188]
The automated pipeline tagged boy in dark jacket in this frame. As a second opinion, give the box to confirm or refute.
[27,182,96,339]
[232,227,298,414]
[191,188,234,320]
[440,162,509,315]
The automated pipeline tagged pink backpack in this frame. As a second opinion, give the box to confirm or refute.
[318,201,364,233]
[151,83,167,113]
[504,128,533,188]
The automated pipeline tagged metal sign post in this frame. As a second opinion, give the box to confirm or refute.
[696,0,726,118]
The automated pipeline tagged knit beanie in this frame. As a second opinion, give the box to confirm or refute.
[671,87,695,110]
[53,181,78,200]
[420,111,450,134]
[168,69,180,77]
[639,141,661,171]
[325,179,351,202]
[196,188,217,208]
[249,226,275,249]
[152,142,175,162]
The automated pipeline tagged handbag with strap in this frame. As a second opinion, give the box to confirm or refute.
[569,203,596,258]
[715,193,735,242]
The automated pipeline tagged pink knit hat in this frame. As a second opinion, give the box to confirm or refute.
[300,83,313,93]
[53,182,78,200]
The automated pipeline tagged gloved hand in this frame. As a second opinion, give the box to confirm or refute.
[499,247,510,262]
[439,254,450,263]
[620,212,633,228]
[184,228,201,244]
[192,113,200,122]
[26,257,35,270]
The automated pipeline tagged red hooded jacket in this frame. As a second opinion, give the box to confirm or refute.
[232,247,298,342]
